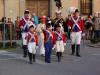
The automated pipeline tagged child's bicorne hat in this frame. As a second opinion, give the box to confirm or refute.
[29,25,34,29]
[24,10,30,14]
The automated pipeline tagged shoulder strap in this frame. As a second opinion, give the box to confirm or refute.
[71,16,81,30]
[46,30,53,40]
[55,31,62,39]
[28,32,36,42]
[22,17,30,30]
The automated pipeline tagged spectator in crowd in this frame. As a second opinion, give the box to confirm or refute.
[0,17,7,40]
[1,17,6,31]
[6,18,14,40]
[93,13,100,38]
[85,15,94,39]
[32,13,39,27]
[15,16,21,40]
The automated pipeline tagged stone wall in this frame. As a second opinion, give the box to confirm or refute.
[5,0,19,22]
[51,0,79,18]
[93,0,100,14]
[0,0,100,20]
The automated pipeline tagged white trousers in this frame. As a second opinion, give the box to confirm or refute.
[38,33,45,55]
[70,31,82,45]
[28,42,36,54]
[21,32,27,45]
[55,40,64,52]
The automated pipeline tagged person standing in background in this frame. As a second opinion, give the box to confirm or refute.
[85,15,94,39]
[6,18,14,40]
[32,13,39,27]
[15,16,21,40]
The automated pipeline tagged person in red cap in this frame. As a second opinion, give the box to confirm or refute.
[41,16,47,25]
[67,9,85,57]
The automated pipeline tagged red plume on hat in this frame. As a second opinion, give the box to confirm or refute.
[40,16,47,24]
[40,16,46,19]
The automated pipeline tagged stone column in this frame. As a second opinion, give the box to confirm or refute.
[0,0,4,19]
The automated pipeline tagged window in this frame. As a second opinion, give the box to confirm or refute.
[80,0,92,15]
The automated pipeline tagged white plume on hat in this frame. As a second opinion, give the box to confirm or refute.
[28,21,36,28]
[67,6,77,14]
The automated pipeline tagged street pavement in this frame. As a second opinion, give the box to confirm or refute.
[0,40,100,75]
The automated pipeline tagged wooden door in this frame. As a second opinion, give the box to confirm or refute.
[26,0,49,17]
[37,0,49,16]
[26,0,37,14]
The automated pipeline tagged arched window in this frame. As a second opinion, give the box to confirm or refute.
[80,0,92,15]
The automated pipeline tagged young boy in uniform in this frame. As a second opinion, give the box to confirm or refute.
[26,25,38,64]
[44,25,53,63]
[55,25,67,62]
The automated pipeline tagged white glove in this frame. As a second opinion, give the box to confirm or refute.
[64,43,66,46]
[68,26,71,29]
[52,45,56,50]
[82,33,85,37]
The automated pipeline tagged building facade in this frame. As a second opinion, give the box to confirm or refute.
[0,0,100,21]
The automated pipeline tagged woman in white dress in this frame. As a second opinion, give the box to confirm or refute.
[36,16,46,56]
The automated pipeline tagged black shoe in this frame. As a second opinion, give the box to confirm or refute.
[28,53,33,64]
[40,54,45,57]
[29,61,33,64]
[76,54,81,57]
[23,55,27,58]
[71,53,74,55]
[58,59,61,62]
[45,61,51,63]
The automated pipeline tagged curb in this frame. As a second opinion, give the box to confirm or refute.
[88,44,100,48]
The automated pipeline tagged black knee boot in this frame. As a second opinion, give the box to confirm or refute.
[59,52,62,62]
[32,54,36,62]
[57,52,61,62]
[71,44,75,55]
[76,45,81,57]
[23,45,27,58]
[28,52,32,64]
